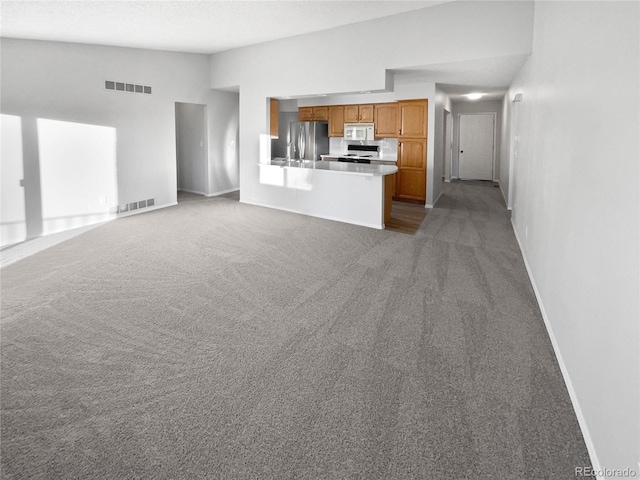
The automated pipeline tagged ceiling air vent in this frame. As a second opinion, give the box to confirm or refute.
[104,80,152,95]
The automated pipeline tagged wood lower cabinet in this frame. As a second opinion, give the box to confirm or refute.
[328,106,345,137]
[396,139,427,202]
[396,170,426,201]
[374,103,399,137]
[344,104,374,123]
[299,106,328,122]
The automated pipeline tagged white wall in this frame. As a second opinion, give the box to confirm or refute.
[209,1,534,209]
[506,2,639,476]
[499,93,513,206]
[451,99,503,181]
[1,115,27,246]
[206,90,240,195]
[433,87,452,205]
[0,38,238,231]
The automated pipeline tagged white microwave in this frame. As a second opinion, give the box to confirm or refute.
[344,123,375,141]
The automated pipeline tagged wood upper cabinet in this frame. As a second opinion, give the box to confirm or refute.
[299,106,328,121]
[299,107,313,121]
[396,138,427,202]
[398,100,428,139]
[374,103,399,137]
[312,106,328,121]
[270,98,279,137]
[359,105,374,123]
[344,104,374,123]
[328,106,345,137]
[344,105,359,123]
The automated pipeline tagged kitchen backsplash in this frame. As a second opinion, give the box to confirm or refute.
[329,137,398,159]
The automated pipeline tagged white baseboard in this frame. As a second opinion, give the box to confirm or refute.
[510,219,602,478]
[207,187,239,197]
[425,190,443,209]
[241,199,383,230]
[117,202,177,218]
[498,182,511,210]
[178,188,207,196]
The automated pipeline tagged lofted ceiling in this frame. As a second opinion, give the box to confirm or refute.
[391,54,531,102]
[1,0,527,102]
[1,0,449,54]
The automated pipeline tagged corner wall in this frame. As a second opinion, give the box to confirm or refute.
[433,88,452,205]
[506,2,639,475]
[207,90,240,195]
[209,1,534,211]
[0,38,238,225]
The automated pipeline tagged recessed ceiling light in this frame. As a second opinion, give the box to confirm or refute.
[466,93,483,100]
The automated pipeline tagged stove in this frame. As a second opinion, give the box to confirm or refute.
[337,145,379,164]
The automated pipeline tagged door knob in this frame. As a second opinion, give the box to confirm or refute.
[460,150,464,153]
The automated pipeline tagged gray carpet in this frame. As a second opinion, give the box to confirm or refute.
[1,182,592,479]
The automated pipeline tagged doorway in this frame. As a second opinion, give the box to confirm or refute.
[458,113,495,181]
[175,102,207,200]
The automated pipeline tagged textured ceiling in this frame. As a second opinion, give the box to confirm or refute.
[1,0,448,54]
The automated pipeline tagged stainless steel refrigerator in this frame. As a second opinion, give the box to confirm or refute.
[289,121,329,161]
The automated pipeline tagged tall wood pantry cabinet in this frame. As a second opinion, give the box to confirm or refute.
[395,100,428,203]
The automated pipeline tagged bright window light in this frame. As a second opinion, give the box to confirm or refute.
[37,118,117,235]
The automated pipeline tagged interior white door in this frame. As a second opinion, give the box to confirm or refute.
[459,114,494,180]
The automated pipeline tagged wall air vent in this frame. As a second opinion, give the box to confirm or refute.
[105,80,152,95]
[117,198,155,214]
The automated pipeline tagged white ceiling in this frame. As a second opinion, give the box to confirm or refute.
[1,0,448,54]
[391,54,531,101]
[1,0,527,102]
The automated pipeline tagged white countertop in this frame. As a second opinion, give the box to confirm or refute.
[265,159,397,176]
[320,154,397,164]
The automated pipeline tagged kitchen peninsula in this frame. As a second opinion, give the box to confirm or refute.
[258,159,397,230]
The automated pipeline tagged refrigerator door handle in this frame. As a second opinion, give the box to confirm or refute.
[298,124,306,159]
